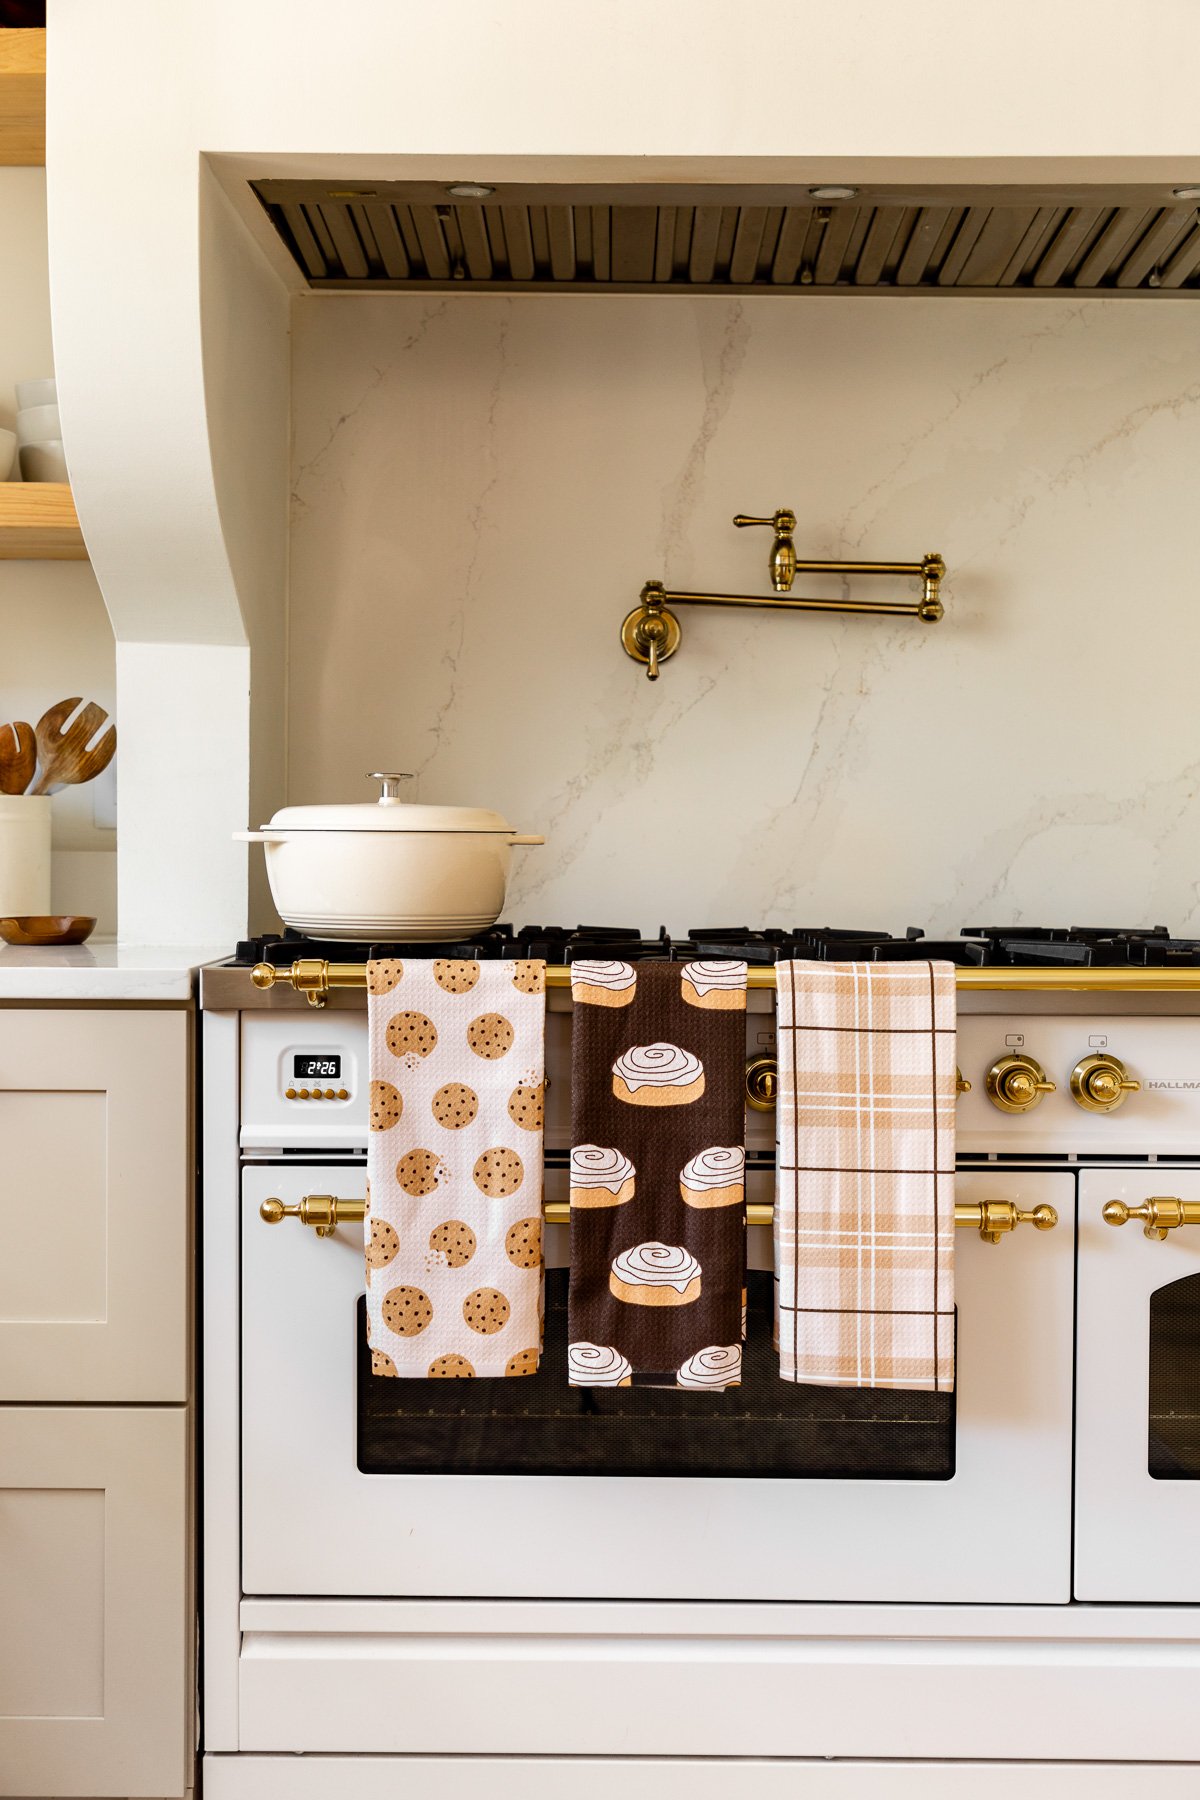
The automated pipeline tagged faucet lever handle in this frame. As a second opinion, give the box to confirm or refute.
[732,509,798,593]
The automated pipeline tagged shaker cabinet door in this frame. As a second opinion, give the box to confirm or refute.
[0,1405,191,1798]
[0,1008,189,1401]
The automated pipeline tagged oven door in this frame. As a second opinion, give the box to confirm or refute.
[241,1164,1074,1602]
[1075,1166,1200,1600]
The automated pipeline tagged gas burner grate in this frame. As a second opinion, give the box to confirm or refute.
[230,922,1200,970]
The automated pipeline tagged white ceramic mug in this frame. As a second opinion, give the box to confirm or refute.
[0,796,52,917]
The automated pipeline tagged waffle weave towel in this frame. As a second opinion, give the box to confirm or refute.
[567,957,748,1389]
[774,960,956,1391]
[364,956,546,1379]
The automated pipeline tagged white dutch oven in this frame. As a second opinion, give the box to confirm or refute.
[237,773,544,941]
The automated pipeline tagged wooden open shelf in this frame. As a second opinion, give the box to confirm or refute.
[0,28,45,165]
[0,483,87,559]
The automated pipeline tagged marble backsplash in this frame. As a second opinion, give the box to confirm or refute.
[288,292,1200,935]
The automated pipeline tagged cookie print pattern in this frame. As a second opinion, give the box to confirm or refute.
[365,957,546,1378]
[386,1011,438,1063]
[370,1080,404,1132]
[472,1147,525,1196]
[382,1285,434,1336]
[467,1012,515,1059]
[366,959,404,995]
[365,1218,400,1286]
[431,1081,479,1128]
[507,1082,544,1131]
[463,1286,511,1334]
[433,959,480,994]
[396,1148,444,1196]
[428,1220,477,1268]
[505,1216,542,1268]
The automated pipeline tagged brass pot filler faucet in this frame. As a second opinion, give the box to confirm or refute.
[621,507,946,680]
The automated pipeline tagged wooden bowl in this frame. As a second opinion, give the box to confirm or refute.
[0,915,97,947]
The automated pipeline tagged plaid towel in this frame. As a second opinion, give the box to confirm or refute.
[774,960,956,1391]
[568,958,748,1389]
[364,957,546,1379]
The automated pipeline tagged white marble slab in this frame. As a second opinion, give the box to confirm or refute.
[0,942,228,1001]
[288,293,1200,936]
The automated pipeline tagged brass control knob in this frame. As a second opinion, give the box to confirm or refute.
[1102,1196,1200,1240]
[985,1054,1056,1113]
[745,1054,778,1111]
[1070,1054,1140,1113]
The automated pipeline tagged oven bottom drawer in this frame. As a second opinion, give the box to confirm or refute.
[231,1623,1200,1763]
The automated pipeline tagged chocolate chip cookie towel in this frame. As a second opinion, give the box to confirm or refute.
[775,959,956,1392]
[568,958,748,1390]
[365,957,546,1379]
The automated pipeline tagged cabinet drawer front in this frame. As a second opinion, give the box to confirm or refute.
[0,1405,190,1798]
[0,1010,189,1400]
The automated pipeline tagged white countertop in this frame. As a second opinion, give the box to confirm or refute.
[0,941,229,1001]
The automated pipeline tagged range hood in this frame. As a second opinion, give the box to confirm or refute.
[253,181,1200,296]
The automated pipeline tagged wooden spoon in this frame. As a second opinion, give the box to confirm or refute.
[29,697,117,796]
[0,722,37,795]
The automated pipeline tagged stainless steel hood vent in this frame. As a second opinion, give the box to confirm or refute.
[252,182,1200,296]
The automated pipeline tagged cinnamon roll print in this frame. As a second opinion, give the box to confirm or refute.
[568,1342,633,1387]
[569,1144,636,1208]
[677,1344,742,1389]
[609,1241,702,1307]
[679,1145,745,1209]
[680,960,748,1011]
[571,959,637,1008]
[612,1042,705,1107]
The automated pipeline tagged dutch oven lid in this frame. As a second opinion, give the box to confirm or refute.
[262,772,516,835]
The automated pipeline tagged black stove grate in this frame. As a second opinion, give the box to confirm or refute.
[232,922,1200,970]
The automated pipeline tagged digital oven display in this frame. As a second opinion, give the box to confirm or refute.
[293,1054,342,1080]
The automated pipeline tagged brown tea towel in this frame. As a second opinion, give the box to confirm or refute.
[364,957,546,1379]
[774,960,956,1391]
[568,958,748,1389]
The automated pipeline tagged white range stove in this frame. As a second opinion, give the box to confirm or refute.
[198,925,1200,1792]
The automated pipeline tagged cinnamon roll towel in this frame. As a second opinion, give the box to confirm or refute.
[568,959,748,1388]
[364,957,547,1379]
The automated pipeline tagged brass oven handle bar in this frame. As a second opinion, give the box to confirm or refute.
[251,960,1200,1007]
[261,1193,1055,1243]
[1102,1196,1200,1240]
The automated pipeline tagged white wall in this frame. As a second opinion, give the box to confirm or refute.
[0,166,116,935]
[288,291,1200,933]
[48,0,1200,941]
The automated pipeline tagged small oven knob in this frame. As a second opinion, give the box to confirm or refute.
[985,1054,1056,1113]
[1070,1054,1140,1113]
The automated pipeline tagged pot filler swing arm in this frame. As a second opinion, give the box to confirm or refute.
[620,508,946,681]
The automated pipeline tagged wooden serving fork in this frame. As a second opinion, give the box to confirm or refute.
[0,722,37,794]
[30,697,117,796]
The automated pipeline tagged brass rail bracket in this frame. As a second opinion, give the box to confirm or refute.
[623,507,945,680]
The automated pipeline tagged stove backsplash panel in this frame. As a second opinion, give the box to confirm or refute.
[287,293,1200,933]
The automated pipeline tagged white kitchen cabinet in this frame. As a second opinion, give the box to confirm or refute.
[0,1403,191,1798]
[0,1008,189,1401]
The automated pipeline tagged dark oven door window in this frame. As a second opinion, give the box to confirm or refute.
[358,1269,955,1480]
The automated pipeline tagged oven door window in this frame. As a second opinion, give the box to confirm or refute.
[1149,1271,1200,1478]
[357,1269,955,1480]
